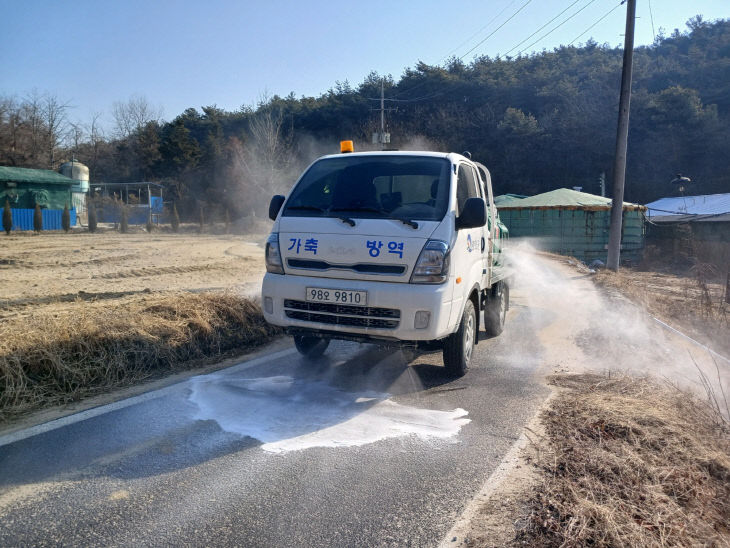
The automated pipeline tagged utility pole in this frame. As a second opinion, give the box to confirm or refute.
[380,80,385,149]
[370,78,393,149]
[606,0,636,271]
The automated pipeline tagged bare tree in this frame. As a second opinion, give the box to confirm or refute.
[239,94,294,192]
[43,94,71,169]
[0,95,23,165]
[23,90,46,165]
[86,111,105,178]
[112,95,163,138]
[67,121,85,154]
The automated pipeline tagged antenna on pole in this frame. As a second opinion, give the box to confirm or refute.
[606,0,636,271]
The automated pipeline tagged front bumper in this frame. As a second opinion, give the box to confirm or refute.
[261,273,456,341]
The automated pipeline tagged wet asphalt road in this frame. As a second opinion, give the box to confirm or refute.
[0,301,551,547]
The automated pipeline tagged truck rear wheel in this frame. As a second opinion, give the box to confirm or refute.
[293,335,330,358]
[484,281,508,336]
[443,299,476,377]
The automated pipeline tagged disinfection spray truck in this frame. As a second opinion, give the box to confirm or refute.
[262,141,509,376]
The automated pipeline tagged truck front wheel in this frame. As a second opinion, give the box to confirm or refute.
[293,335,330,358]
[442,299,476,377]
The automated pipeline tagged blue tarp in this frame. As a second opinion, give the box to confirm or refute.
[8,208,77,231]
[149,196,163,212]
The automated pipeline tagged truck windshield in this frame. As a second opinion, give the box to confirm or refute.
[283,155,451,222]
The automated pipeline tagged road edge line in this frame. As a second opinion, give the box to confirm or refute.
[0,348,296,448]
[438,390,556,547]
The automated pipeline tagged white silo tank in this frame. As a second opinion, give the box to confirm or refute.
[59,160,90,217]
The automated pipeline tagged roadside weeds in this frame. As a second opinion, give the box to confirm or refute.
[516,374,730,547]
[465,374,730,547]
[0,293,280,422]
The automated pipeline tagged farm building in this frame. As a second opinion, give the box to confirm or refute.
[645,193,730,267]
[494,193,526,207]
[496,188,646,263]
[92,182,164,225]
[0,166,76,230]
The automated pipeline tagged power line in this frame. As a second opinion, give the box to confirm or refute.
[569,1,625,46]
[459,0,535,60]
[516,0,601,56]
[439,0,518,63]
[503,0,585,57]
[385,0,534,102]
[648,0,656,41]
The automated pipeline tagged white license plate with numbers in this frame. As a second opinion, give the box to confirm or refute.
[306,287,368,306]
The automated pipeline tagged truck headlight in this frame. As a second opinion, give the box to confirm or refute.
[410,240,450,284]
[265,233,284,274]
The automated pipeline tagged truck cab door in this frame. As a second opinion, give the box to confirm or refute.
[475,162,497,288]
[454,164,486,298]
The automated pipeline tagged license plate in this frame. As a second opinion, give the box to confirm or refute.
[306,287,368,306]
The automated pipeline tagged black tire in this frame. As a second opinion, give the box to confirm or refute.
[484,282,508,337]
[293,335,330,358]
[443,299,476,377]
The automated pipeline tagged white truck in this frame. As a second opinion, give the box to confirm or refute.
[261,145,509,376]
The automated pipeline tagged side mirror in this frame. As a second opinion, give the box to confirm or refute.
[456,197,486,229]
[268,195,286,221]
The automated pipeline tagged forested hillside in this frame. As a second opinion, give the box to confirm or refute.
[1,17,728,218]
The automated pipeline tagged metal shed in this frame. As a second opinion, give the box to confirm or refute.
[0,166,76,230]
[497,188,646,263]
[645,193,730,267]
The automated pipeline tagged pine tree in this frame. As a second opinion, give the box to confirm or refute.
[198,203,204,233]
[88,201,97,233]
[33,204,43,233]
[61,202,71,233]
[224,208,231,234]
[171,203,180,233]
[3,199,12,235]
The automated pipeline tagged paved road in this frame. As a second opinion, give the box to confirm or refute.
[0,290,553,547]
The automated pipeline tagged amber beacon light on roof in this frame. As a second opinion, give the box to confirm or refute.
[340,140,354,153]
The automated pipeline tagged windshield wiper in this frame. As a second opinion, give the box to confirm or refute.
[396,219,419,229]
[337,216,356,227]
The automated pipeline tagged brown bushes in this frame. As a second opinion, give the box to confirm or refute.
[0,293,280,421]
[517,374,730,547]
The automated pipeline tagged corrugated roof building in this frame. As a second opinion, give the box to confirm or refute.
[646,193,730,223]
[497,188,646,263]
[644,193,730,267]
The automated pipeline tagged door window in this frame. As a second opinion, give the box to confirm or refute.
[456,164,479,216]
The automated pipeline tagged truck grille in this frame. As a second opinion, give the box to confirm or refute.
[287,259,406,275]
[283,299,400,329]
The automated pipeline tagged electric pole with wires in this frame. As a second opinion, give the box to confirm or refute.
[371,79,395,149]
[606,0,636,271]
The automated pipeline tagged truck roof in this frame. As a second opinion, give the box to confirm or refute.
[317,150,469,163]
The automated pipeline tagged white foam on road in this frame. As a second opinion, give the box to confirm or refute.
[188,373,470,453]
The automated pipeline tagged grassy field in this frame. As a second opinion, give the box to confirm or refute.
[0,230,276,422]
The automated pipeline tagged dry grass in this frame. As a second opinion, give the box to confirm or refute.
[516,374,730,547]
[0,293,280,422]
[593,267,729,355]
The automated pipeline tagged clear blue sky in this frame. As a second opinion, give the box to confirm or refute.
[1,0,727,132]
